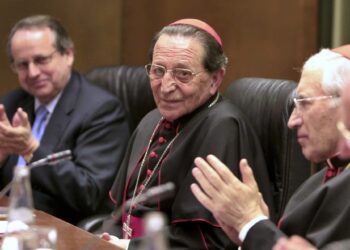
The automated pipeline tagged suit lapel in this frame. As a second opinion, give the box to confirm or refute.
[40,73,81,152]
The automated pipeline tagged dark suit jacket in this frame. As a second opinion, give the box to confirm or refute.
[0,71,130,224]
[242,166,350,250]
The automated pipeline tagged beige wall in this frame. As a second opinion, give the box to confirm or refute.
[0,0,318,95]
[121,0,319,91]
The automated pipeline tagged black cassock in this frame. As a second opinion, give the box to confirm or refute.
[108,96,274,249]
[243,158,350,250]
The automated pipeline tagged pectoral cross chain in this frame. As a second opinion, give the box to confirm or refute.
[122,214,132,239]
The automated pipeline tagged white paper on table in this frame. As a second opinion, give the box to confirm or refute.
[0,220,8,234]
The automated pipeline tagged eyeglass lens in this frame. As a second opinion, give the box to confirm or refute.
[146,64,195,83]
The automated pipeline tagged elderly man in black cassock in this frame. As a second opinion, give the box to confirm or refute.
[101,18,274,249]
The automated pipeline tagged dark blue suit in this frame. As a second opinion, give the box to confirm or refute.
[0,71,129,224]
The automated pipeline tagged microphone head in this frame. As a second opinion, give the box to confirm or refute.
[125,182,176,209]
[47,150,72,164]
[144,182,175,203]
[28,149,72,169]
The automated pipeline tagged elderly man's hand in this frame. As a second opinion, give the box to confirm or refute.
[100,233,129,249]
[191,155,267,233]
[0,105,39,159]
[273,236,317,250]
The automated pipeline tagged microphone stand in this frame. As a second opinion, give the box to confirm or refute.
[0,150,72,200]
[82,182,175,250]
[105,182,176,230]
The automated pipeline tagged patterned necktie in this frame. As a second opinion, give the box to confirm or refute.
[17,106,49,167]
[31,106,49,141]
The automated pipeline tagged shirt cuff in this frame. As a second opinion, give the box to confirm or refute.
[238,215,269,242]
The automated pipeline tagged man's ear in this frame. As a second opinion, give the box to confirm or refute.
[64,48,75,67]
[209,67,225,94]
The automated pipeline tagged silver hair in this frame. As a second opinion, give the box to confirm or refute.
[302,48,350,96]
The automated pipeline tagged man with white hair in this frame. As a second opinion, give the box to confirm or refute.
[191,45,350,249]
[272,56,350,250]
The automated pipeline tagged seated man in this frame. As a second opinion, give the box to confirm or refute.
[273,55,350,250]
[101,18,274,249]
[191,45,350,249]
[0,15,129,224]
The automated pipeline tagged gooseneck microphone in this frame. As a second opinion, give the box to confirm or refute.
[0,150,72,200]
[123,182,176,210]
[82,182,176,250]
[28,149,72,169]
[105,182,176,226]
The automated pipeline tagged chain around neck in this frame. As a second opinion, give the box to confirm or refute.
[127,117,179,214]
[123,93,220,237]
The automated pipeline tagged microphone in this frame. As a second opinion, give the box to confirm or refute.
[0,150,72,200]
[82,182,176,250]
[124,182,175,210]
[28,150,72,170]
[109,182,176,221]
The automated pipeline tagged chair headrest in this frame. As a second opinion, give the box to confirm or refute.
[85,65,156,132]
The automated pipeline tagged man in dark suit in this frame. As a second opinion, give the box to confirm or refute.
[191,45,350,249]
[0,15,129,224]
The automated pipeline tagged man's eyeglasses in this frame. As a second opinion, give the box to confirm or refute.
[145,64,203,84]
[293,95,339,113]
[11,50,58,73]
[337,121,350,145]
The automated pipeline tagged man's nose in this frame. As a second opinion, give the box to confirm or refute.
[161,72,176,92]
[287,108,302,129]
[27,62,41,77]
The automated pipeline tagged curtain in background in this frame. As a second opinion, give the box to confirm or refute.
[332,0,350,47]
[320,0,350,48]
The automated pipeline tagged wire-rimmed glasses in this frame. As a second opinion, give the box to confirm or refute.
[145,64,203,84]
[293,95,339,113]
[11,50,58,73]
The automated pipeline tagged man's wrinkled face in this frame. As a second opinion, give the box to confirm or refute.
[149,34,221,121]
[288,70,341,162]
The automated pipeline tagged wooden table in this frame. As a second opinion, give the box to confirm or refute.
[0,198,122,250]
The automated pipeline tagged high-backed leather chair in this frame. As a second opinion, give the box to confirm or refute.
[85,65,156,132]
[224,77,311,219]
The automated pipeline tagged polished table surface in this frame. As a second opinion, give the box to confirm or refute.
[0,197,122,250]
